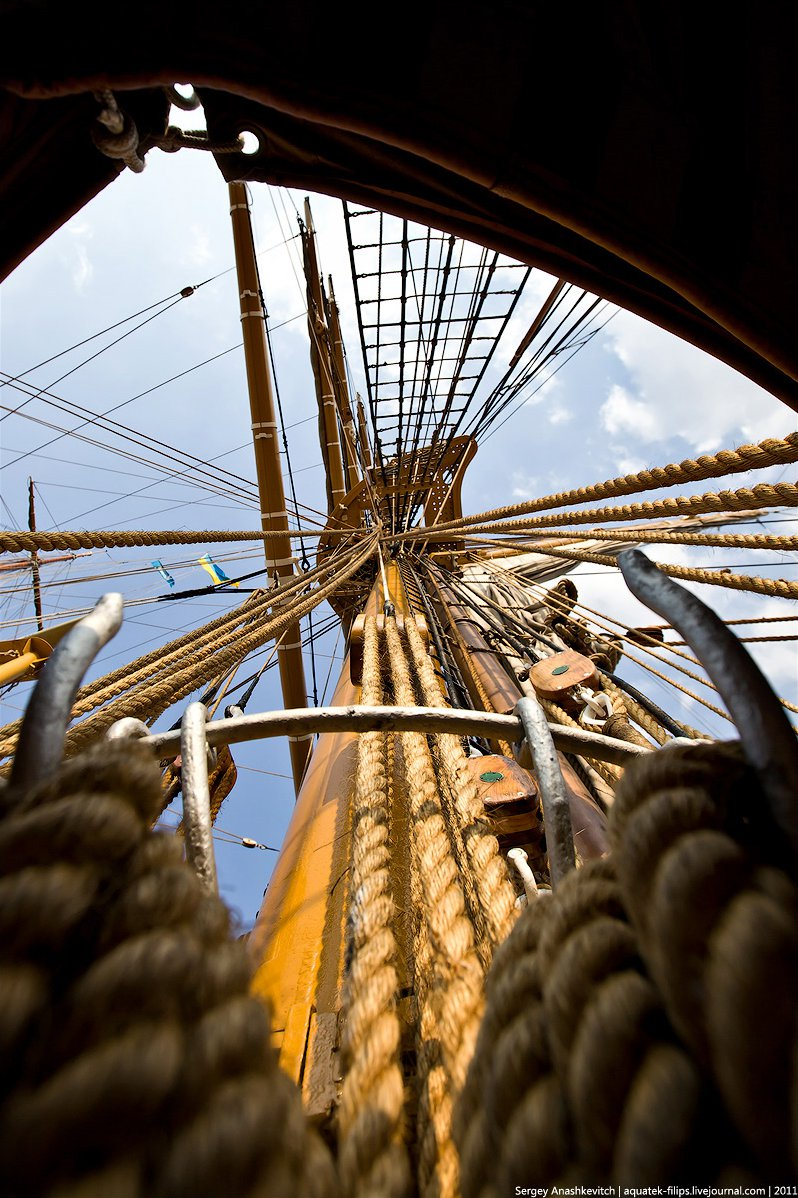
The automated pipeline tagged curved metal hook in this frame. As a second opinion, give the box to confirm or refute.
[515,695,576,886]
[618,549,798,856]
[180,702,218,894]
[10,594,124,791]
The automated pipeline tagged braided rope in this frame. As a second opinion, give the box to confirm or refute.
[385,619,485,1100]
[0,528,324,554]
[394,432,798,537]
[470,528,798,552]
[401,480,798,541]
[404,617,517,953]
[0,535,377,761]
[338,616,411,1198]
[512,540,798,601]
[0,740,335,1197]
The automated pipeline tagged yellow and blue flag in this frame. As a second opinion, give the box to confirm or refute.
[198,554,239,588]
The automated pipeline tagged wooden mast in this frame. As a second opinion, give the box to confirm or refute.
[300,200,348,512]
[27,479,43,633]
[227,181,312,792]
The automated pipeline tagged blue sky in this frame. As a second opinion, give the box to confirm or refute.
[1,110,796,927]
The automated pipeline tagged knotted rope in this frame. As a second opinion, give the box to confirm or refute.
[0,740,335,1198]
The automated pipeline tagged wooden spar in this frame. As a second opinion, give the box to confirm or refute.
[27,479,43,633]
[326,276,360,493]
[0,551,91,574]
[227,181,311,793]
[300,200,348,511]
[356,394,373,472]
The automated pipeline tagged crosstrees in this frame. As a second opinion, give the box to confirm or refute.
[343,202,612,534]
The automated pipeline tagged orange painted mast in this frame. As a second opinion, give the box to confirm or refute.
[228,181,311,792]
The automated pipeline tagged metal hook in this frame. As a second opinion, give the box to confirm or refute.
[618,549,798,856]
[514,695,576,886]
[10,594,123,792]
[180,702,218,894]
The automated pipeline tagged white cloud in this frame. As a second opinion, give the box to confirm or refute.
[66,220,93,293]
[601,311,795,452]
[510,470,539,499]
[184,223,212,266]
[600,384,659,440]
[548,403,574,425]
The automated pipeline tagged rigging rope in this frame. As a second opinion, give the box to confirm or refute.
[338,615,410,1198]
[514,540,798,601]
[396,432,798,537]
[0,528,324,555]
[397,480,798,543]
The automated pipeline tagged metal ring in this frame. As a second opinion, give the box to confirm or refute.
[514,695,576,886]
[618,548,798,857]
[10,594,124,792]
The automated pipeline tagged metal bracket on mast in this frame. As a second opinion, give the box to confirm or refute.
[514,695,576,887]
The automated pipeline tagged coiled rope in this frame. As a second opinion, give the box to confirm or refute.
[456,740,798,1186]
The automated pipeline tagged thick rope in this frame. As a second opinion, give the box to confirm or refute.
[72,538,364,718]
[399,480,798,541]
[404,617,517,953]
[391,431,798,537]
[0,541,359,755]
[457,738,798,1186]
[0,536,377,760]
[383,622,481,1174]
[338,616,411,1198]
[610,743,798,1178]
[508,540,798,601]
[455,859,752,1190]
[0,740,336,1198]
[470,527,798,552]
[0,528,324,554]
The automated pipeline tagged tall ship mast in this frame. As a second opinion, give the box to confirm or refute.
[1,18,798,1193]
